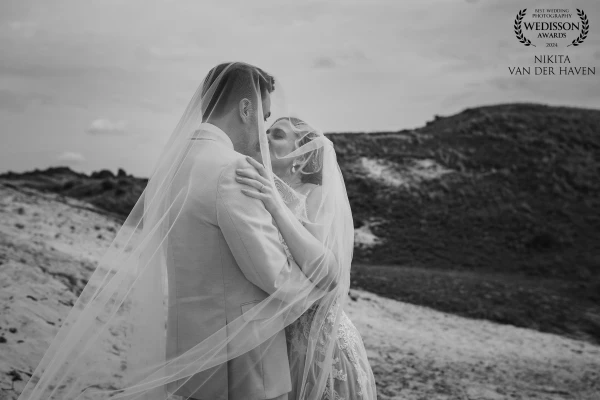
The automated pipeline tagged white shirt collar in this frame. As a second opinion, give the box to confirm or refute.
[192,123,234,149]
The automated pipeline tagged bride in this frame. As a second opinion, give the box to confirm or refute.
[235,117,377,400]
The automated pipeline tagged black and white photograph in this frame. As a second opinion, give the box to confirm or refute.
[0,1,599,399]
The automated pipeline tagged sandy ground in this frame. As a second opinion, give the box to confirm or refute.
[0,183,599,400]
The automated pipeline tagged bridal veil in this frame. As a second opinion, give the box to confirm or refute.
[17,62,364,400]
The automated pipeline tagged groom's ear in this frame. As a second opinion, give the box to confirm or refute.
[239,98,252,122]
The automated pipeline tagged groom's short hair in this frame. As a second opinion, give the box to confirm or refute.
[201,62,275,121]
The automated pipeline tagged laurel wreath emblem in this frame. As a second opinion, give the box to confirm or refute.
[514,9,535,47]
[567,9,589,47]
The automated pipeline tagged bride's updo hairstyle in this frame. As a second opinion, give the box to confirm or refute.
[276,116,324,185]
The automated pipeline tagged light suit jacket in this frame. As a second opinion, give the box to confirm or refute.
[165,123,308,400]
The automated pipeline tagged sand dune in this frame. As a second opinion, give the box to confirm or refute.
[0,183,598,400]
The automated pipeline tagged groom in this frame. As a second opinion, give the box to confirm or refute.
[165,62,308,400]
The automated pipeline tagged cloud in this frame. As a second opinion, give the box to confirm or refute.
[0,90,53,112]
[0,61,132,80]
[441,89,477,108]
[485,74,600,105]
[340,50,369,62]
[143,45,205,62]
[313,57,337,69]
[313,51,368,69]
[8,20,38,37]
[57,152,85,165]
[86,119,127,135]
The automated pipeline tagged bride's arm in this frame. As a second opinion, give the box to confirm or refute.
[274,185,340,279]
[236,158,341,289]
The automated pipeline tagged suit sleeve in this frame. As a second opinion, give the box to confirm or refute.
[216,159,314,297]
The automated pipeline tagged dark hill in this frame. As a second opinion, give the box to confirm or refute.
[331,103,600,280]
[0,167,147,218]
[329,102,600,343]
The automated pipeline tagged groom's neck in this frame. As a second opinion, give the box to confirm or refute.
[206,117,238,142]
[206,116,251,155]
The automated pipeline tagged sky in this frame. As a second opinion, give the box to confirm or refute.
[0,0,599,177]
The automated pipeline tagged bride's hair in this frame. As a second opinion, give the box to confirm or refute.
[275,116,323,185]
[201,62,275,121]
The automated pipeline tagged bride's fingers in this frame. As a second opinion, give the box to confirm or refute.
[235,176,262,190]
[235,177,273,195]
[245,156,267,178]
[236,169,270,186]
[241,189,268,201]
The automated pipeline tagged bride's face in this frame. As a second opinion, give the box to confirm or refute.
[266,119,297,171]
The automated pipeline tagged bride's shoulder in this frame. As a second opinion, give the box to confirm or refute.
[302,184,323,221]
[301,184,323,206]
[298,183,320,197]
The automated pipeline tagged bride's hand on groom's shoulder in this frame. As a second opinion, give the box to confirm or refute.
[236,156,281,216]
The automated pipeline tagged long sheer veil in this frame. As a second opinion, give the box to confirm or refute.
[16,62,357,400]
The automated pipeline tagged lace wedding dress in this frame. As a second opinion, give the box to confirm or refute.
[275,177,376,400]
